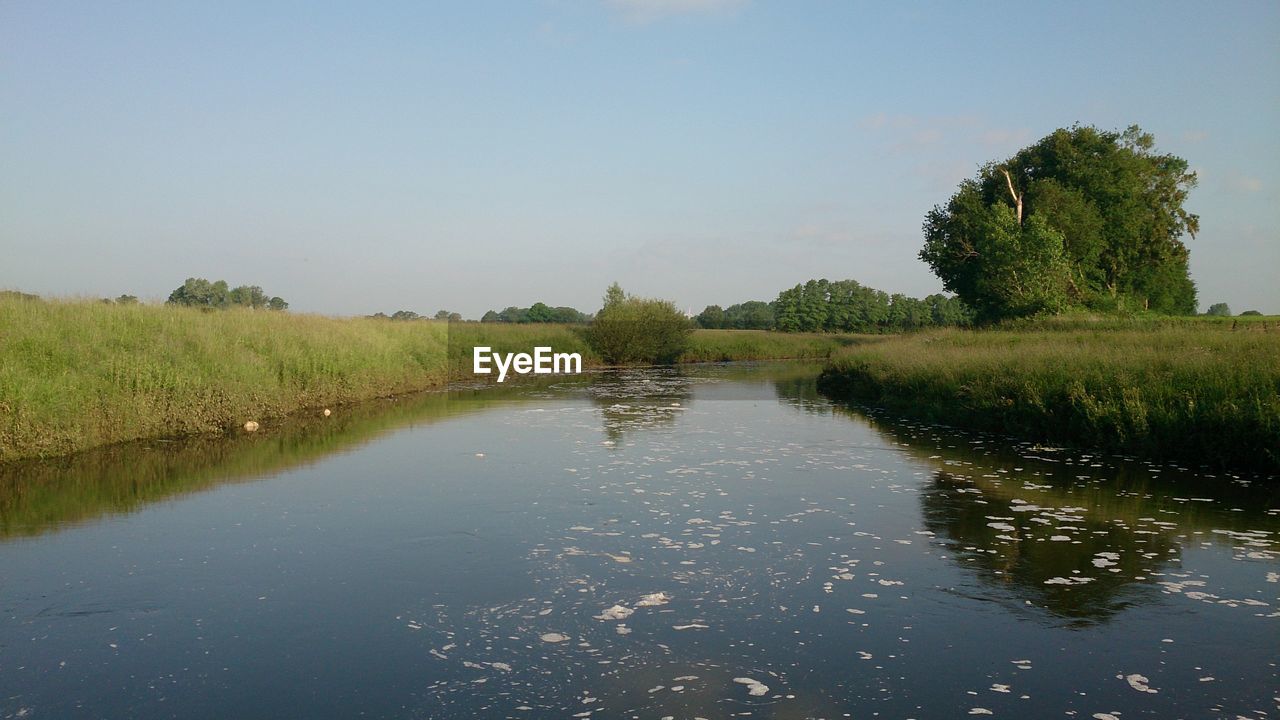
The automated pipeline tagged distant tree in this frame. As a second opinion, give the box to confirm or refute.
[769,278,968,333]
[550,306,589,323]
[724,301,774,330]
[1240,310,1263,316]
[926,294,971,327]
[167,278,230,309]
[603,282,626,310]
[888,294,932,330]
[168,278,286,311]
[390,310,421,321]
[370,312,390,319]
[772,286,802,331]
[526,302,555,323]
[498,306,528,323]
[479,304,587,323]
[1205,302,1232,317]
[798,279,830,331]
[434,309,462,321]
[696,305,725,329]
[116,294,138,305]
[229,285,270,309]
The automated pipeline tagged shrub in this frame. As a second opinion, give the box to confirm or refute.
[587,286,692,364]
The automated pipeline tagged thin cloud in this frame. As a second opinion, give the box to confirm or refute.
[606,0,747,24]
[978,128,1032,148]
[861,113,1033,162]
[1226,174,1263,193]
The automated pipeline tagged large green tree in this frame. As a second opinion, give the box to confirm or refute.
[920,125,1199,320]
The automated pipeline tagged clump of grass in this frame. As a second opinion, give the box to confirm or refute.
[818,326,1280,472]
[682,330,870,362]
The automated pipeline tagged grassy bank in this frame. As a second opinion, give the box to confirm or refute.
[818,325,1280,473]
[0,298,858,463]
[680,329,868,362]
[1,297,454,463]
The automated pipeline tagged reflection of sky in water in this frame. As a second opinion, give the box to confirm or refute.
[0,364,1276,719]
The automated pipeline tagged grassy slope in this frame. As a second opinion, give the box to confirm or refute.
[0,298,857,462]
[818,323,1280,472]
[1,298,452,462]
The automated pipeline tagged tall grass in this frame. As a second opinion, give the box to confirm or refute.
[818,326,1280,472]
[0,297,450,462]
[681,330,870,362]
[0,298,858,462]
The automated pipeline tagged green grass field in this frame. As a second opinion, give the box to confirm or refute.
[818,322,1280,472]
[0,297,857,463]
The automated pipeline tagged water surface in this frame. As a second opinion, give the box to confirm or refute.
[1,363,1276,718]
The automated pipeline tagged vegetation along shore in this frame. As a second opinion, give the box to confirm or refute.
[0,294,862,464]
[817,319,1280,473]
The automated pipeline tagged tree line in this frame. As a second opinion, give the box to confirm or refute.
[695,279,971,333]
[167,278,288,310]
[480,303,591,324]
[369,309,462,322]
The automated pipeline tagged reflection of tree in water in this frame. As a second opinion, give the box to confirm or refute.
[772,373,826,413]
[828,402,1280,626]
[919,469,1176,624]
[586,368,694,442]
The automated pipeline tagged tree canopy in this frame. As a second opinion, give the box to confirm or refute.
[920,124,1199,321]
[480,303,590,324]
[695,279,970,333]
[166,278,287,311]
[695,301,774,330]
[771,279,970,332]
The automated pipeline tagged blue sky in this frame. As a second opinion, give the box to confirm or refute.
[3,0,1277,316]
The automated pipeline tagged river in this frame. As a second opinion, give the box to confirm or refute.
[1,363,1276,718]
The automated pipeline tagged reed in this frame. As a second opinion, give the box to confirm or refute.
[818,324,1280,472]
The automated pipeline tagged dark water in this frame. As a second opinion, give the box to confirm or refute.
[1,363,1276,719]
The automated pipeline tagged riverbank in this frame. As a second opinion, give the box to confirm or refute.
[0,297,864,463]
[817,323,1280,473]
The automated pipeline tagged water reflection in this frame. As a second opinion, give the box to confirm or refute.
[1,363,1277,719]
[918,467,1176,623]
[818,401,1279,625]
[586,368,695,442]
[0,380,565,538]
